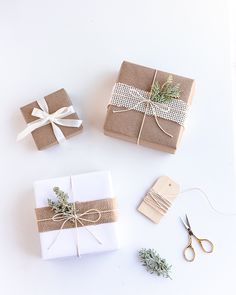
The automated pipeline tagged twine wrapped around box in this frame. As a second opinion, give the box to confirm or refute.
[35,183,118,257]
[110,70,188,144]
[104,61,195,153]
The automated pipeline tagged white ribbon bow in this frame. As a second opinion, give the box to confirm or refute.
[17,98,82,143]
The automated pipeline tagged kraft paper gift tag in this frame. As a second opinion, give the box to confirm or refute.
[138,176,180,223]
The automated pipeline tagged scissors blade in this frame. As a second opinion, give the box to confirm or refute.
[185,214,192,229]
[179,216,189,230]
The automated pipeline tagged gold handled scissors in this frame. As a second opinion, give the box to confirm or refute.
[180,214,214,262]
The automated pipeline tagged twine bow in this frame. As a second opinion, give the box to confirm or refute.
[17,97,82,143]
[113,86,173,144]
[37,203,106,255]
[36,181,118,257]
[111,70,188,144]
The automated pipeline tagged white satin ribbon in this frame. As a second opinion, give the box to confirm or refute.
[17,98,82,143]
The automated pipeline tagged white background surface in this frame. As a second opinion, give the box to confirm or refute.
[0,0,236,294]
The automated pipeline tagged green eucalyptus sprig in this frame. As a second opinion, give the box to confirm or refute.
[48,187,74,215]
[150,75,181,104]
[138,248,172,279]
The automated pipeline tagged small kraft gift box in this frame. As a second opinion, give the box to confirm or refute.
[34,171,120,259]
[17,88,83,150]
[104,61,195,153]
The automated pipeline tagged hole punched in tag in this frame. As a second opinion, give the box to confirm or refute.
[137,176,180,224]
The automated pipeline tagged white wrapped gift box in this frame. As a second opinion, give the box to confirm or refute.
[34,171,120,259]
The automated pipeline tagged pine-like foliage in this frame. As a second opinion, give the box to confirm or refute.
[138,248,172,279]
[48,187,73,215]
[150,75,180,104]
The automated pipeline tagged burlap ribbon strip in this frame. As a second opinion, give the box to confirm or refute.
[35,198,118,233]
[35,197,118,256]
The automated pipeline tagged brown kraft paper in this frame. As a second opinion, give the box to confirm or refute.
[20,88,83,150]
[35,198,118,233]
[104,61,195,153]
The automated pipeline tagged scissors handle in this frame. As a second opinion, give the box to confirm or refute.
[196,237,214,253]
[183,243,196,262]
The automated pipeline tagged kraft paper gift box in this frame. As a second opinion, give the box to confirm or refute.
[104,61,195,153]
[34,171,120,259]
[18,88,83,150]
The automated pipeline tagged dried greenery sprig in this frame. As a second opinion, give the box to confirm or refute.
[138,248,172,279]
[48,187,74,215]
[150,75,180,104]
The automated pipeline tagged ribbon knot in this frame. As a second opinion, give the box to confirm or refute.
[37,203,116,255]
[51,208,102,226]
[38,207,104,255]
[113,86,174,143]
[110,71,189,145]
[17,97,82,143]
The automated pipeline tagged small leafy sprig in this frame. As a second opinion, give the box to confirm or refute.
[48,187,73,215]
[138,248,172,279]
[150,75,180,104]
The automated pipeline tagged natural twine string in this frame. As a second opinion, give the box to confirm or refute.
[144,189,172,215]
[37,177,117,257]
[179,187,236,217]
[144,186,236,218]
[37,208,112,253]
[137,70,172,144]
